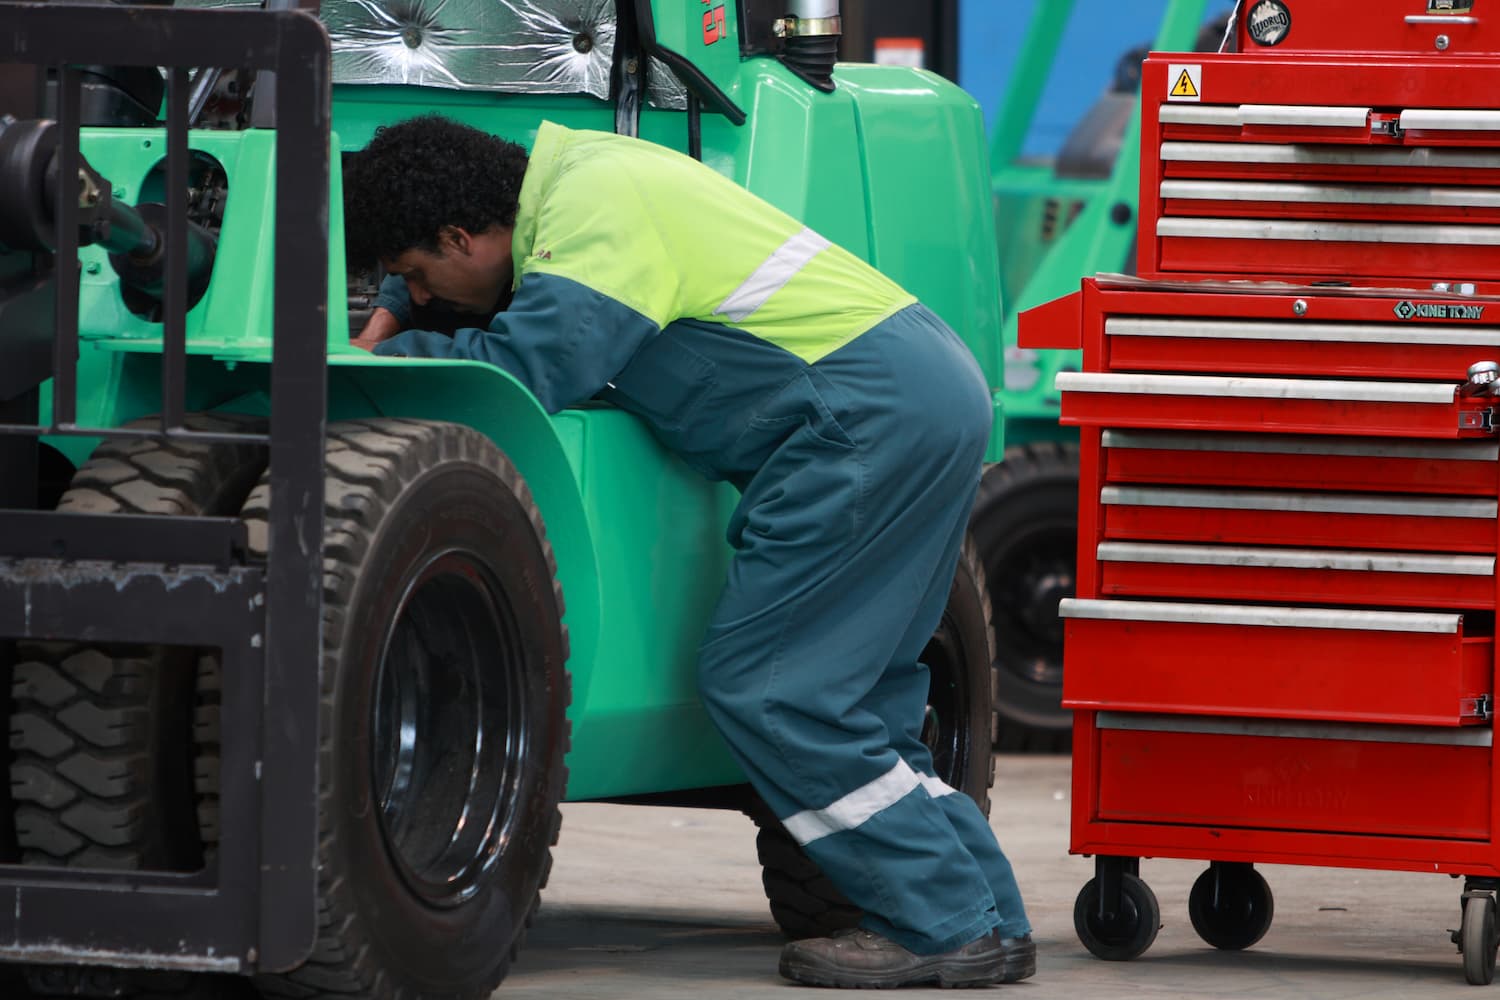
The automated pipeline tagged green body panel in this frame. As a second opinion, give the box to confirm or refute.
[320,366,746,800]
[993,0,1215,443]
[648,0,744,100]
[60,4,1003,801]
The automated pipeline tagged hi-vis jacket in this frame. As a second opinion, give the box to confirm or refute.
[373,121,924,481]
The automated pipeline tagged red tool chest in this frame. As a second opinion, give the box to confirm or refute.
[1023,0,1500,983]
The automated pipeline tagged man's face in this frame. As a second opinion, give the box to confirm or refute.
[384,225,514,315]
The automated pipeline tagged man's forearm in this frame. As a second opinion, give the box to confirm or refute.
[351,306,403,351]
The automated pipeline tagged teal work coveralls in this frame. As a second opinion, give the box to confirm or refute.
[374,122,1030,954]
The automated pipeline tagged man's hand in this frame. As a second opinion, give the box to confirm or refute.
[351,306,402,352]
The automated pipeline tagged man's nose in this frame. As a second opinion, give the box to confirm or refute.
[407,281,432,306]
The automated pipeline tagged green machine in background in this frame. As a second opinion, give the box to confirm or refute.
[0,2,1006,997]
[972,0,1227,750]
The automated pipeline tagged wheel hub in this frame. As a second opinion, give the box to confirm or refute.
[918,610,968,785]
[372,550,524,907]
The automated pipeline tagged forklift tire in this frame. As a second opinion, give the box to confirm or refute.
[5,413,267,997]
[244,420,570,1000]
[9,413,266,871]
[750,537,998,940]
[968,442,1077,753]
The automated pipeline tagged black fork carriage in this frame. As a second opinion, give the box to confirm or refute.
[0,1,329,977]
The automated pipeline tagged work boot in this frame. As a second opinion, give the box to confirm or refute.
[779,927,1037,989]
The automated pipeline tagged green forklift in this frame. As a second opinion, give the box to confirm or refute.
[975,0,1228,750]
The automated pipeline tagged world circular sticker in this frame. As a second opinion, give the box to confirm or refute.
[1246,0,1292,46]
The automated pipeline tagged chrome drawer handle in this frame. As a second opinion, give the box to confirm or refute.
[1405,14,1478,24]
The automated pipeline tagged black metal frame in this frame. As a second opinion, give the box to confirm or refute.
[0,3,329,975]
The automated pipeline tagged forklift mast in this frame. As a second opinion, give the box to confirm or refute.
[0,4,330,975]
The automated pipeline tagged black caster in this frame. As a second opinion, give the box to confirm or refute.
[1074,866,1161,961]
[1460,889,1499,986]
[1188,862,1274,951]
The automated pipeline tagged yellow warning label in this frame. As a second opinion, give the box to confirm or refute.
[1167,63,1203,103]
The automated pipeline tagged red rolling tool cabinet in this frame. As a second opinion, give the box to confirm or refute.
[1019,1,1500,984]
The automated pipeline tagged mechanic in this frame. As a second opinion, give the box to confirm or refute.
[343,114,1034,990]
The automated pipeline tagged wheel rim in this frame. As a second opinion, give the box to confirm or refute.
[986,522,1073,690]
[919,607,970,785]
[371,549,525,907]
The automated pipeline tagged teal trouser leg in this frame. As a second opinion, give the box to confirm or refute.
[696,307,1028,954]
[858,489,1032,944]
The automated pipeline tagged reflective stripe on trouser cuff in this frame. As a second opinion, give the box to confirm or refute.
[713,228,831,323]
[782,760,956,846]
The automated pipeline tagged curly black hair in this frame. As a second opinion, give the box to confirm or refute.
[343,115,529,269]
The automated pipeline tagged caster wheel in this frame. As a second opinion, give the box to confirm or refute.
[1462,893,1498,986]
[1188,864,1274,951]
[1073,872,1161,961]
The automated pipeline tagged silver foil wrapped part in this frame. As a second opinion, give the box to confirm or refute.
[179,0,686,106]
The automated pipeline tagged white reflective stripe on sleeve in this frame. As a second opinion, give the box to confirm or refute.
[917,773,958,799]
[781,760,922,846]
[713,228,831,323]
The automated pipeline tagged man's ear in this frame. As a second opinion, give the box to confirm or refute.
[437,225,473,256]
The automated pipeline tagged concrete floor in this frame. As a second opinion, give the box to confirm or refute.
[502,754,1478,998]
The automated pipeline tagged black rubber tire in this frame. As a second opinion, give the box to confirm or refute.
[1463,894,1499,986]
[1187,864,1274,951]
[246,419,571,1000]
[1074,873,1161,961]
[968,442,1077,752]
[5,413,267,994]
[751,537,999,940]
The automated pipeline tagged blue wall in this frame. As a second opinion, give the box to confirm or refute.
[961,0,1173,157]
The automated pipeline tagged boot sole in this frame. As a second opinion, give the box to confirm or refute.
[780,942,1036,989]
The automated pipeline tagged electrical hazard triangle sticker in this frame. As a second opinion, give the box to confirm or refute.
[1167,63,1202,102]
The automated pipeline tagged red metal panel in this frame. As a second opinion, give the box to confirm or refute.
[1103,444,1498,496]
[1158,236,1500,283]
[1098,559,1495,610]
[1062,618,1489,726]
[1158,159,1500,185]
[1093,282,1500,326]
[1070,708,1500,872]
[1102,502,1493,552]
[1074,428,1105,602]
[1016,291,1083,351]
[1161,198,1500,228]
[1106,334,1497,381]
[1061,390,1479,439]
[1231,1,1500,55]
[1095,729,1490,841]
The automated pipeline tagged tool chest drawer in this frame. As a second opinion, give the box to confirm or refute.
[1092,714,1492,841]
[1102,315,1500,381]
[1101,431,1499,497]
[1059,599,1492,726]
[1058,372,1488,439]
[1096,542,1496,610]
[1100,485,1497,552]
